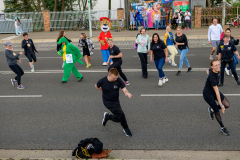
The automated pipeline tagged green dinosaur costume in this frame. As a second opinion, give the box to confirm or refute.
[57,37,84,82]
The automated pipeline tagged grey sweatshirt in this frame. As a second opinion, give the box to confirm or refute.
[5,49,20,65]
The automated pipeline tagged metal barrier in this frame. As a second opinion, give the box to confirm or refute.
[4,12,44,31]
[0,19,33,33]
[2,10,119,31]
[49,10,118,30]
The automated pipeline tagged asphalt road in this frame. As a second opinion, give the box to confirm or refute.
[0,48,240,150]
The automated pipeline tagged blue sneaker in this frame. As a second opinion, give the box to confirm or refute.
[17,84,25,89]
[11,79,16,87]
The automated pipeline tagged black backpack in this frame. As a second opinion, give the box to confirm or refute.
[72,138,103,159]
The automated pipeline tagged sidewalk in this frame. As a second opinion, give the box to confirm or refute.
[0,149,240,159]
[0,27,239,43]
[0,28,239,51]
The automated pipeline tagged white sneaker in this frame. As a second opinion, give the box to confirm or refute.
[31,68,34,73]
[158,80,163,86]
[171,63,177,66]
[225,68,230,76]
[102,62,108,66]
[210,55,213,60]
[164,77,169,83]
[232,74,240,78]
[168,58,172,64]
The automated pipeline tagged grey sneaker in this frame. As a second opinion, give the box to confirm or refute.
[208,107,214,120]
[11,79,16,87]
[17,84,25,89]
[123,128,132,137]
[210,54,213,60]
[221,127,229,136]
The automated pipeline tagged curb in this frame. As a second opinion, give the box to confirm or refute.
[0,150,240,159]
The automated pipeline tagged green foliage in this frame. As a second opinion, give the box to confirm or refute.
[4,0,35,12]
[4,0,98,12]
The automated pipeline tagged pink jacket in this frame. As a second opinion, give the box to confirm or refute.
[220,32,231,40]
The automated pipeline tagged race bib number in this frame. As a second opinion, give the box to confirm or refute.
[66,54,73,63]
[27,44,31,47]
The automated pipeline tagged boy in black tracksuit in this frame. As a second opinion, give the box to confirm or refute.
[4,41,25,89]
[22,32,38,72]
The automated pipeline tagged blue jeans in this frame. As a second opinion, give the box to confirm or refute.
[136,20,141,30]
[15,28,20,35]
[101,50,112,63]
[179,47,190,70]
[161,20,166,29]
[155,21,159,29]
[154,58,165,79]
[143,19,148,29]
[227,54,239,70]
[18,26,23,33]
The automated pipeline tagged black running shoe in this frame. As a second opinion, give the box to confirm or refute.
[102,112,109,126]
[61,81,67,84]
[123,128,132,137]
[221,127,229,136]
[78,77,83,82]
[176,70,181,76]
[187,66,192,73]
[237,80,240,85]
[218,83,223,87]
[208,107,214,120]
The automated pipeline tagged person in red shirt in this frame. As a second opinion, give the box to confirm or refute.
[98,17,113,66]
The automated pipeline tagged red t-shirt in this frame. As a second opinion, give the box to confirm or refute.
[98,31,112,50]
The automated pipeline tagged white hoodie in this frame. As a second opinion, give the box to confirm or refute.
[208,24,223,41]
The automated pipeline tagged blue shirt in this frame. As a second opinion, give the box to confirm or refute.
[135,11,140,20]
[130,12,134,21]
[167,32,174,46]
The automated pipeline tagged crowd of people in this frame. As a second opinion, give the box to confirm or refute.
[130,6,192,31]
[3,17,240,137]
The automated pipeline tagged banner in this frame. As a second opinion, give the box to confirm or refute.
[173,1,189,13]
[129,0,173,28]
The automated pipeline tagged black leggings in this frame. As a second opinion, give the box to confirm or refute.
[25,53,37,62]
[108,60,128,82]
[104,103,129,129]
[203,91,230,127]
[9,64,24,85]
[138,53,148,77]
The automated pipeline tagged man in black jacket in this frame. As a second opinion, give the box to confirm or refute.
[22,32,38,72]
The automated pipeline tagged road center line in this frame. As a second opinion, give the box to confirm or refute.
[141,94,240,97]
[0,95,42,98]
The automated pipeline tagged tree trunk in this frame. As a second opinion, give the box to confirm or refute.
[54,0,57,12]
[108,0,111,19]
[37,0,42,12]
[211,0,214,8]
[61,0,65,29]
[62,0,65,12]
[42,0,47,10]
[207,0,211,8]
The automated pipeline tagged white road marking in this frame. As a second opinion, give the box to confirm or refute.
[1,35,20,40]
[0,68,240,74]
[20,57,62,59]
[0,95,42,98]
[141,94,240,97]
